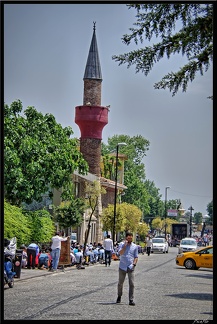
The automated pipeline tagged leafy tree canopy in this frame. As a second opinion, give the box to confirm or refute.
[53,198,85,230]
[112,3,213,96]
[102,135,163,217]
[4,200,32,246]
[206,200,213,225]
[4,100,89,206]
[101,202,142,234]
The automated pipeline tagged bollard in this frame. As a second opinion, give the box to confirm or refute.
[14,249,23,278]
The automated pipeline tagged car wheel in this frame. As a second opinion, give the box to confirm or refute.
[184,258,196,270]
[166,250,168,253]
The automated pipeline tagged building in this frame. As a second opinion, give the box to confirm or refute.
[53,23,127,244]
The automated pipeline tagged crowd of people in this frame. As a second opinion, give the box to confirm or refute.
[18,233,122,271]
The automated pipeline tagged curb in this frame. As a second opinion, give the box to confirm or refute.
[15,263,100,281]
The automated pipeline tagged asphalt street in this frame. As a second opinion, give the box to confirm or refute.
[4,247,213,321]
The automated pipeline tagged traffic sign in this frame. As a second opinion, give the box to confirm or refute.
[167,209,178,217]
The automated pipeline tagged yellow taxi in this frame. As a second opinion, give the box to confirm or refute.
[175,245,213,270]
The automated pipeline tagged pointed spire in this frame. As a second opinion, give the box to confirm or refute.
[83,22,102,80]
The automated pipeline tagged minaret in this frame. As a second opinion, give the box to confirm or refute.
[75,22,108,176]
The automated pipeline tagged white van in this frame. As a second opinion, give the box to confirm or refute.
[178,237,198,253]
[70,233,77,243]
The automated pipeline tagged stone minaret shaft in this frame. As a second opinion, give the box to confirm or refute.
[75,22,108,176]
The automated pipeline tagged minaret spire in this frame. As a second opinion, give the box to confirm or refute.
[83,21,102,82]
[75,23,109,176]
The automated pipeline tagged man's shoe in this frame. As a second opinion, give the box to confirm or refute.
[129,300,135,306]
[116,296,121,303]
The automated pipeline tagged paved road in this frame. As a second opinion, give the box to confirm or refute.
[3,247,213,321]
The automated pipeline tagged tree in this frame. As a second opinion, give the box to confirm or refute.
[4,200,32,246]
[143,180,164,220]
[53,198,86,230]
[101,202,142,234]
[102,135,163,218]
[206,200,213,225]
[112,4,213,97]
[193,212,203,225]
[4,200,55,246]
[137,222,150,241]
[82,181,106,257]
[4,100,89,206]
[25,209,55,244]
[151,217,164,234]
[103,134,151,215]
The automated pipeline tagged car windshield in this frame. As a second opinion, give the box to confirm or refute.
[181,240,196,245]
[152,238,164,243]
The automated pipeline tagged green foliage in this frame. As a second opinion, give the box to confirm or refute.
[143,180,164,218]
[121,202,142,232]
[25,209,55,243]
[54,198,86,229]
[4,100,89,207]
[103,134,163,217]
[83,180,106,255]
[193,212,203,225]
[101,202,142,233]
[112,4,213,96]
[137,222,150,238]
[4,200,32,246]
[4,200,55,246]
[206,200,213,225]
[151,217,164,232]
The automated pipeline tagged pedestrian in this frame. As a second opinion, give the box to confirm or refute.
[50,232,68,272]
[27,242,40,269]
[203,235,208,246]
[74,247,84,269]
[103,234,113,267]
[146,236,153,256]
[116,232,138,306]
[98,245,105,263]
[38,249,50,269]
[20,244,28,268]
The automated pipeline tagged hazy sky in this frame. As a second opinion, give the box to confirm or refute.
[4,3,213,216]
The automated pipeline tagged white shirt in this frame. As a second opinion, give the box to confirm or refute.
[103,238,113,251]
[51,235,67,250]
[146,239,153,247]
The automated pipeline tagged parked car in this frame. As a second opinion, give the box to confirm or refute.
[151,238,169,253]
[178,237,198,253]
[176,245,213,270]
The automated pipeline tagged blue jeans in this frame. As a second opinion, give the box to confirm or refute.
[51,248,60,270]
[105,250,112,265]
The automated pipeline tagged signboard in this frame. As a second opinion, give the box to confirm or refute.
[167,209,178,217]
[59,237,71,266]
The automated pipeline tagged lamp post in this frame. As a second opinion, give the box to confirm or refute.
[113,142,127,245]
[164,186,170,239]
[188,205,194,237]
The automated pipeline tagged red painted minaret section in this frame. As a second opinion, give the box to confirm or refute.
[75,23,108,176]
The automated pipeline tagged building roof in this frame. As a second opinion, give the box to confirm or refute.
[100,177,127,191]
[83,22,102,81]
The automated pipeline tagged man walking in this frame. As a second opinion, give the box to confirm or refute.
[116,232,138,306]
[146,236,153,256]
[103,234,113,267]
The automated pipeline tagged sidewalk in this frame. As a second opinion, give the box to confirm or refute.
[15,265,79,281]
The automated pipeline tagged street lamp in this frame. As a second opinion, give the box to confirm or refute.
[188,205,194,237]
[113,142,127,245]
[164,186,171,239]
